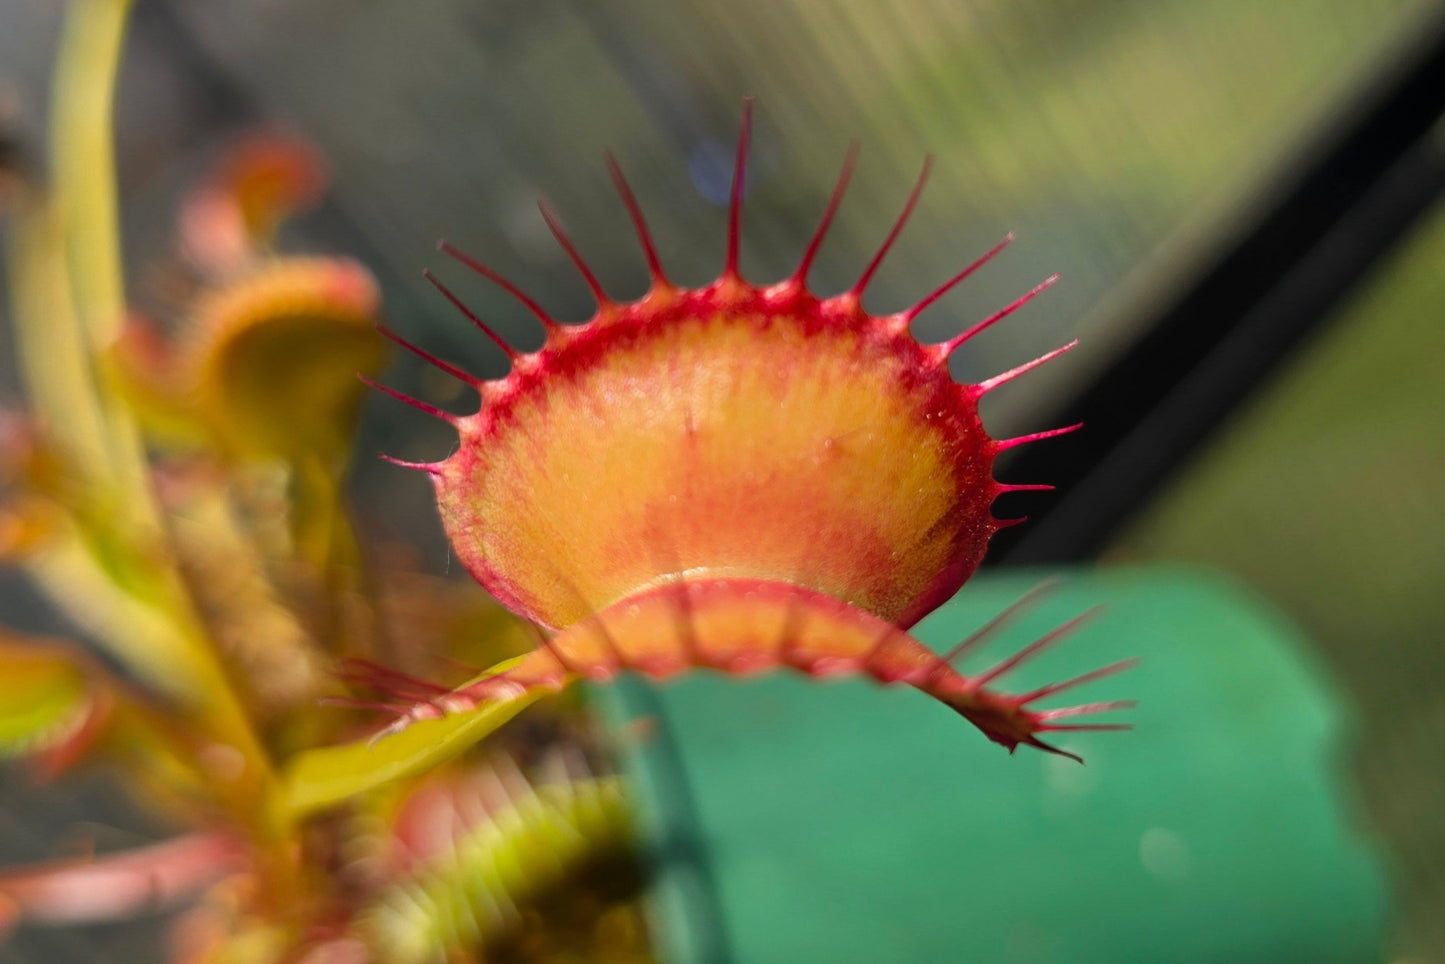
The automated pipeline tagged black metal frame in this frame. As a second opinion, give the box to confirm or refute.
[989,4,1445,564]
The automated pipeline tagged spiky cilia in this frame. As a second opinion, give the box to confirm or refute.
[368,101,1133,761]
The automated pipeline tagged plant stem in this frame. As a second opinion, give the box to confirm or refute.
[42,0,285,842]
[5,192,113,477]
[50,0,129,348]
[48,0,156,538]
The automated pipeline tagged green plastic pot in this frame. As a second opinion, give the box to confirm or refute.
[598,568,1390,963]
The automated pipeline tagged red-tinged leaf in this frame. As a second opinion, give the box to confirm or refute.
[0,833,247,931]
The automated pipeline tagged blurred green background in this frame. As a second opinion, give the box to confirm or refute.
[1115,189,1445,959]
[3,0,1443,960]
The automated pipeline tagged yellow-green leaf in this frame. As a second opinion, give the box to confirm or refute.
[278,658,542,822]
[0,636,95,759]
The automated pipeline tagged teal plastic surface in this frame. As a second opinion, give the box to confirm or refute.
[598,568,1390,963]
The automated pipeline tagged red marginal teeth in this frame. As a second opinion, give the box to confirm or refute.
[1015,657,1141,704]
[377,453,440,475]
[605,150,669,285]
[438,240,562,338]
[358,374,456,423]
[723,97,755,281]
[938,577,1063,667]
[851,155,934,299]
[376,323,481,387]
[976,339,1079,395]
[995,421,1084,451]
[420,269,519,361]
[903,232,1014,326]
[537,198,612,308]
[941,272,1061,358]
[338,657,452,695]
[1036,699,1138,721]
[1041,723,1135,733]
[793,141,859,286]
[970,606,1105,689]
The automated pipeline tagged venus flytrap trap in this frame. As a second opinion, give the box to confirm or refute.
[352,100,1134,762]
[0,1,1131,959]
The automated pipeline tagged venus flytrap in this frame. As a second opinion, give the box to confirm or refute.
[0,3,1130,958]
[354,101,1133,762]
